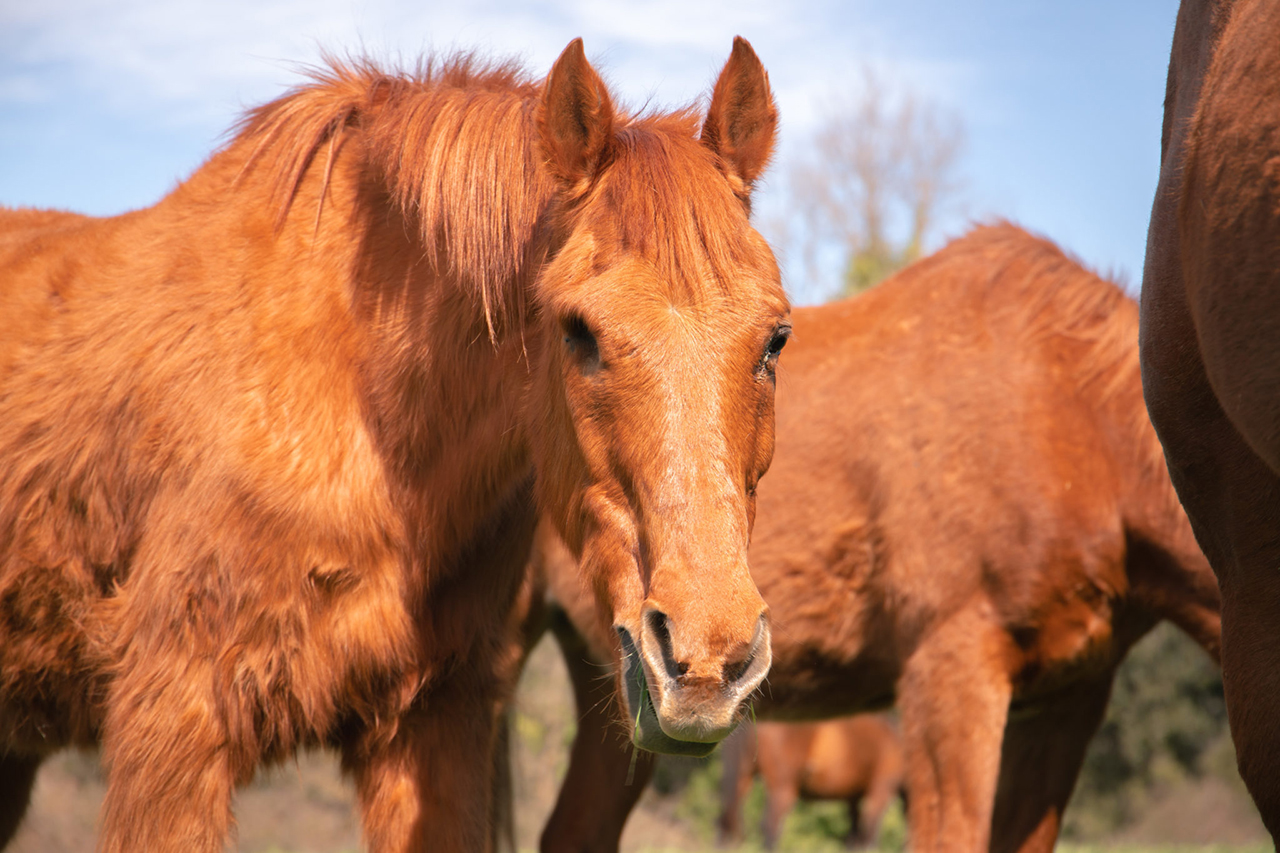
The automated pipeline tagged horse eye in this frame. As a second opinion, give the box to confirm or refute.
[562,314,599,360]
[761,326,790,371]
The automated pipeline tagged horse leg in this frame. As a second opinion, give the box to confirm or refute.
[97,658,236,853]
[350,475,535,853]
[350,666,503,853]
[1218,561,1280,834]
[760,779,797,851]
[843,793,864,849]
[990,672,1115,853]
[896,609,1013,853]
[755,724,806,851]
[0,752,42,848]
[716,721,756,846]
[541,610,656,853]
[855,772,898,850]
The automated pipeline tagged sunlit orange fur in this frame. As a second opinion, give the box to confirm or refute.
[521,225,1222,853]
[717,716,905,850]
[0,38,788,853]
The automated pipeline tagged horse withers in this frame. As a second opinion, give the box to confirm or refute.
[1139,0,1280,836]
[0,38,787,853]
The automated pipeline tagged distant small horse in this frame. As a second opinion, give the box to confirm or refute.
[1139,0,1280,837]
[528,225,1222,853]
[0,38,790,853]
[716,717,904,850]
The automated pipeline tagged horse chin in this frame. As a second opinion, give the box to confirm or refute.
[618,628,732,757]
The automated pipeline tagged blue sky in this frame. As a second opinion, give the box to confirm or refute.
[0,0,1177,303]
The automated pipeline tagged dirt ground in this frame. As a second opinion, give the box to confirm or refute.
[8,638,700,853]
[8,636,1268,852]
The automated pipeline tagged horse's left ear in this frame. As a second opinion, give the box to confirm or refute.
[701,36,778,207]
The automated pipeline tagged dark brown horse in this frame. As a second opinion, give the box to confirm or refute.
[0,39,790,852]
[716,716,904,850]
[1139,0,1280,838]
[527,224,1222,853]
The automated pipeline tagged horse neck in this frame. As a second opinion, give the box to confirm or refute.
[341,172,543,565]
[217,73,554,565]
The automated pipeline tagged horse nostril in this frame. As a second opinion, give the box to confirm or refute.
[723,651,754,684]
[724,614,769,685]
[646,609,689,679]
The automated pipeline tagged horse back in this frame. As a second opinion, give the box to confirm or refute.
[756,225,1217,705]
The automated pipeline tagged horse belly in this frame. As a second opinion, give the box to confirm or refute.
[0,560,107,753]
[802,721,879,799]
[1010,590,1118,705]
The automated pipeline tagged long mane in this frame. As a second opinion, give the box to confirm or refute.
[227,53,777,327]
[231,54,556,326]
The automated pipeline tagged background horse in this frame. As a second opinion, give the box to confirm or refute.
[1138,0,1280,837]
[716,716,904,850]
[0,38,789,853]
[526,224,1222,853]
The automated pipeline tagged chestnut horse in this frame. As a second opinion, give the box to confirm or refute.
[0,39,790,853]
[525,225,1222,853]
[1138,0,1280,837]
[716,716,904,850]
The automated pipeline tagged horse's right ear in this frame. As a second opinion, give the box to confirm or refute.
[538,39,615,191]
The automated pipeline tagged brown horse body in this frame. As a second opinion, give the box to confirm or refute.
[531,225,1221,853]
[0,41,789,852]
[716,716,904,850]
[1138,0,1280,836]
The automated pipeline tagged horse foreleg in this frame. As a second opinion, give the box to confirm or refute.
[716,722,756,847]
[540,614,656,853]
[351,671,499,853]
[896,609,1013,853]
[989,672,1115,853]
[759,776,797,851]
[0,751,41,849]
[843,793,865,849]
[855,774,898,850]
[97,658,236,853]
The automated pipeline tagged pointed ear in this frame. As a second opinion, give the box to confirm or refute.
[538,38,615,190]
[701,36,778,205]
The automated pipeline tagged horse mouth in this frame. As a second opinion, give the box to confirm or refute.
[617,627,733,757]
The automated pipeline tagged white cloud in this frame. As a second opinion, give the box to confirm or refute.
[0,0,972,138]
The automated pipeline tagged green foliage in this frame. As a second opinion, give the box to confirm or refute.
[665,752,906,852]
[1063,623,1230,838]
[841,240,920,296]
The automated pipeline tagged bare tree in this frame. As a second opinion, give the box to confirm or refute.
[763,68,966,299]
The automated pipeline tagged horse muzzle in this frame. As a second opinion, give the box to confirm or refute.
[616,608,771,755]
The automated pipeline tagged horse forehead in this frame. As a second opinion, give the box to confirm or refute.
[590,284,775,355]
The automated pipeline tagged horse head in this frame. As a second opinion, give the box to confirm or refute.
[529,38,787,755]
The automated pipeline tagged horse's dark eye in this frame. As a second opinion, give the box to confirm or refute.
[562,314,599,364]
[761,325,790,372]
